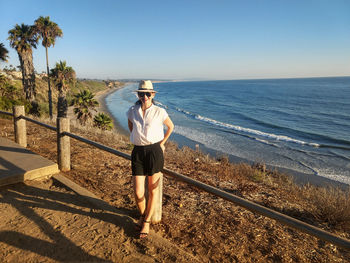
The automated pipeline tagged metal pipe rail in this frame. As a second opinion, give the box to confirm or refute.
[0,110,14,117]
[1,110,349,249]
[62,131,131,160]
[21,116,57,131]
[0,110,55,131]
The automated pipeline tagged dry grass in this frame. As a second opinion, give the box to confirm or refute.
[303,186,350,231]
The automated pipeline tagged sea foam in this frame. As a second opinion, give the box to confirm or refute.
[175,107,320,148]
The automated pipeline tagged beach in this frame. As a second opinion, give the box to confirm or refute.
[94,84,130,136]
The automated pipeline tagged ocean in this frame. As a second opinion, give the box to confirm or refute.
[105,77,350,185]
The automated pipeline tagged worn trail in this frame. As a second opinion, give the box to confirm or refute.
[0,178,202,262]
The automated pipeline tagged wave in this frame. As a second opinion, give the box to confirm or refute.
[173,125,245,158]
[174,107,320,147]
[328,150,350,161]
[233,109,350,146]
[154,101,168,109]
[219,129,280,148]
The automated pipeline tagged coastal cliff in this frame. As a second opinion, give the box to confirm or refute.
[0,116,349,262]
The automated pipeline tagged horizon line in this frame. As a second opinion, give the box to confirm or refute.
[77,75,350,82]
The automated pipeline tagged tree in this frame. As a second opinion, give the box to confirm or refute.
[50,61,76,117]
[8,24,38,102]
[0,74,21,111]
[0,78,18,98]
[94,112,113,131]
[0,74,8,91]
[0,43,9,63]
[72,89,99,125]
[34,16,63,119]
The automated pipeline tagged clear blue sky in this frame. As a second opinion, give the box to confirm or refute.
[1,0,349,80]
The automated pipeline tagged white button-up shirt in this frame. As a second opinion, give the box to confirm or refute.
[127,103,168,146]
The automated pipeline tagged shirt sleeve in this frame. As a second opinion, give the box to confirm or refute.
[161,108,169,123]
[126,106,133,120]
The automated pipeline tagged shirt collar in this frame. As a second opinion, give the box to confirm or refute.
[137,103,154,117]
[138,103,154,111]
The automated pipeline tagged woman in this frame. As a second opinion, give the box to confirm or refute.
[127,80,174,238]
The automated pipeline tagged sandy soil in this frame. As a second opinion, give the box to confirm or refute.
[0,178,200,262]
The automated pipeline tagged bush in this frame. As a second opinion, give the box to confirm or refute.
[93,112,113,131]
[0,96,21,111]
[26,101,41,117]
[38,102,49,116]
[307,186,350,230]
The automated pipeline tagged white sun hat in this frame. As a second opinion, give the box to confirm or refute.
[135,80,157,92]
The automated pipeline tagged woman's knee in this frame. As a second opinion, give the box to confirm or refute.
[133,176,146,200]
[148,173,161,196]
[135,188,145,200]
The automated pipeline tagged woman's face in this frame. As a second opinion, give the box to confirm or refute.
[138,91,155,104]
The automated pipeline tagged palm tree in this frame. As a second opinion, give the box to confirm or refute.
[94,112,113,131]
[50,61,76,117]
[8,24,38,102]
[0,43,9,63]
[72,89,99,125]
[34,16,63,119]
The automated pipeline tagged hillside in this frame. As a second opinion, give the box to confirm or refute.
[0,116,349,262]
[0,70,122,116]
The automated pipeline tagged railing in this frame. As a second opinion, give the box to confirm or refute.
[22,115,57,131]
[1,106,350,250]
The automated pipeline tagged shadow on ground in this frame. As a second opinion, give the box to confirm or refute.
[0,180,137,262]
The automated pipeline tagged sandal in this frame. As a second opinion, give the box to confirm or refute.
[139,220,151,239]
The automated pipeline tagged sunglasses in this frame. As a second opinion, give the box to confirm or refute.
[138,92,152,97]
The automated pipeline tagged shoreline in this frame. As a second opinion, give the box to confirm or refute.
[93,84,131,136]
[95,84,349,190]
[171,132,349,189]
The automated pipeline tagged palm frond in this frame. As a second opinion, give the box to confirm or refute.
[0,43,9,62]
[34,16,63,48]
[8,23,38,52]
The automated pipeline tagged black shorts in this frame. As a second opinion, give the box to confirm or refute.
[131,142,164,176]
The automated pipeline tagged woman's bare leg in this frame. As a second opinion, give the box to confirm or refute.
[133,175,146,216]
[140,172,162,237]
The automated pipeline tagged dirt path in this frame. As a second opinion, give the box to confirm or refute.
[0,177,201,262]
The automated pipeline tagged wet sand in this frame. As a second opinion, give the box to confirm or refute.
[94,84,131,136]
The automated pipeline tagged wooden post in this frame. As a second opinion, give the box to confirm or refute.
[145,173,163,223]
[151,173,163,223]
[13,105,27,147]
[57,117,70,171]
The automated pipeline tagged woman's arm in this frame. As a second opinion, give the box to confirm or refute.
[160,117,174,151]
[128,119,133,132]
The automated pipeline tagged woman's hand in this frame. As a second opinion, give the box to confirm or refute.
[160,143,165,153]
[161,117,174,153]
